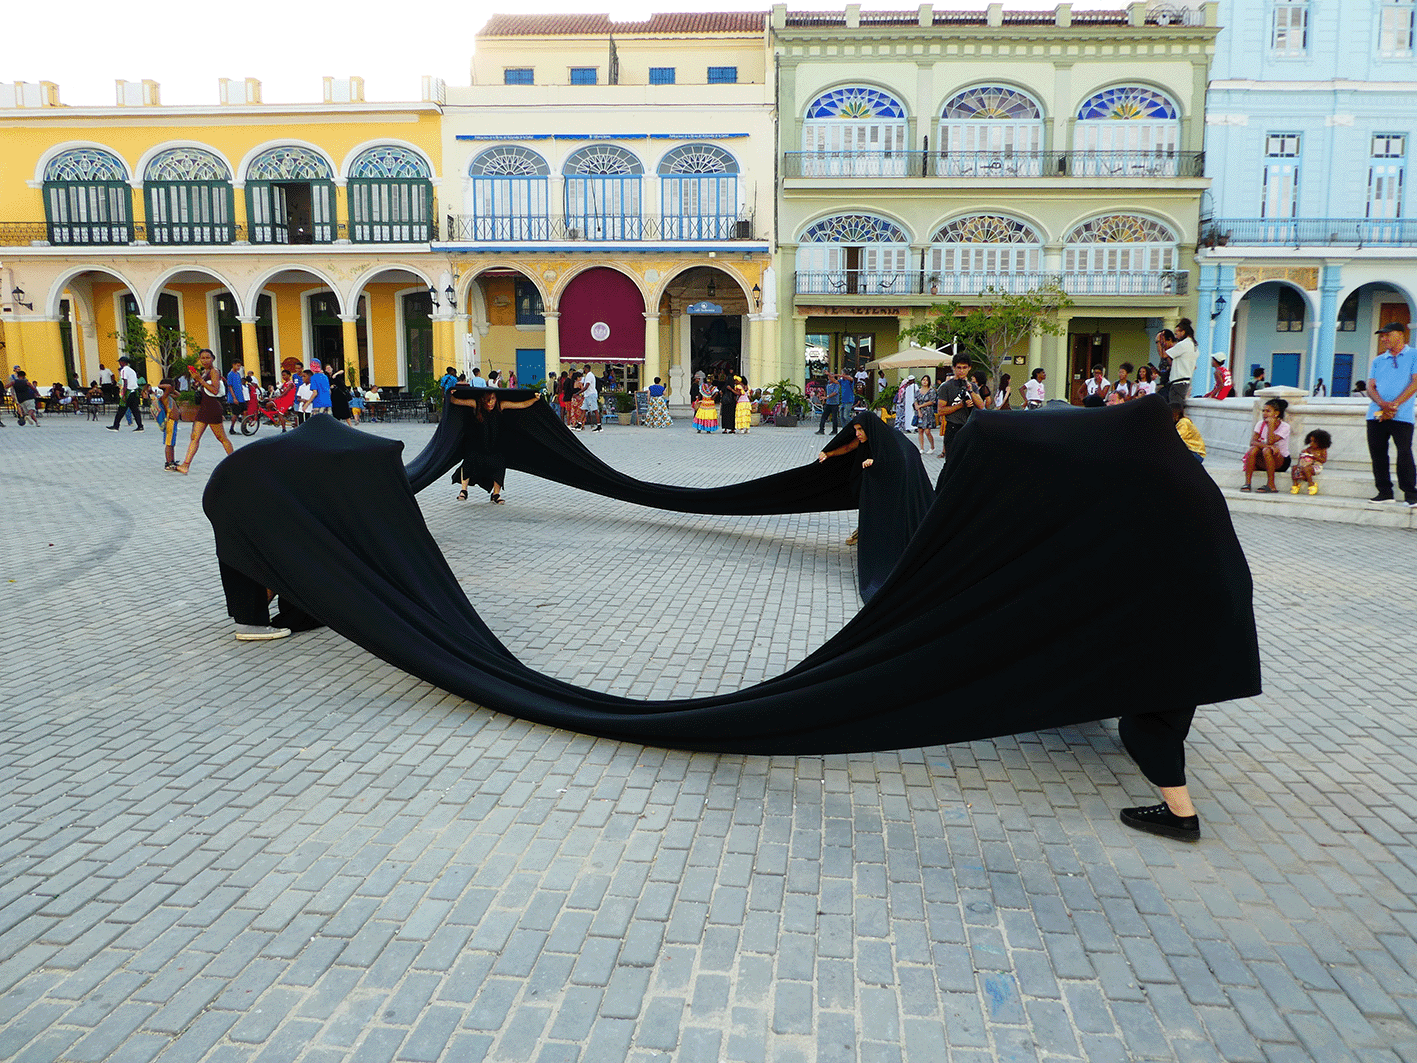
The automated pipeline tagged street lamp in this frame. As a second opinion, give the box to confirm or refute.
[427,285,439,312]
[751,283,761,310]
[445,284,457,310]
[10,286,32,310]
[1211,292,1228,320]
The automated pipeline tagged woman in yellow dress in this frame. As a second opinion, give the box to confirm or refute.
[734,375,751,434]
[694,378,720,433]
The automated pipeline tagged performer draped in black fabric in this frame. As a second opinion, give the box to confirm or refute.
[451,388,541,504]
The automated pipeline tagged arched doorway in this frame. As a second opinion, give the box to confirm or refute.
[348,267,433,391]
[247,267,344,382]
[1234,281,1315,390]
[49,268,145,389]
[661,266,749,382]
[1332,282,1415,396]
[148,268,246,380]
[559,268,645,389]
[466,267,550,387]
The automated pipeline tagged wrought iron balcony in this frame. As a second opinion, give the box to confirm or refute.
[783,150,1205,179]
[1201,217,1417,248]
[0,220,441,247]
[795,270,1189,297]
[442,213,756,242]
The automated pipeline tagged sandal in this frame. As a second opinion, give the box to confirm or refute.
[1239,484,1251,492]
[457,488,468,501]
[1256,485,1275,493]
[490,492,505,505]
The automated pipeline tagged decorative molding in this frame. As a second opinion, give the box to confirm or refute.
[455,133,751,142]
[1235,265,1320,292]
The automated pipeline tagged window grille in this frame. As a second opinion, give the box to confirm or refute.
[504,68,534,85]
[570,68,598,85]
[707,66,738,84]
[649,67,676,85]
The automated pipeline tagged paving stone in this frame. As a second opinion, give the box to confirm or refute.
[3,420,1416,1062]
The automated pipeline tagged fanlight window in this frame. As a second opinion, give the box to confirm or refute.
[144,147,233,245]
[349,145,432,179]
[43,147,131,246]
[659,146,739,240]
[1073,87,1181,174]
[468,147,551,240]
[802,86,909,176]
[939,87,1045,171]
[44,147,128,182]
[246,145,335,181]
[563,146,643,239]
[145,147,230,181]
[1063,215,1178,293]
[796,214,911,295]
[928,216,1042,291]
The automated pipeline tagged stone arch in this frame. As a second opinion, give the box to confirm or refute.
[45,263,145,318]
[649,261,755,310]
[235,139,340,186]
[551,261,649,305]
[346,262,438,312]
[134,141,236,186]
[458,263,551,311]
[144,264,246,319]
[32,142,131,185]
[244,263,345,316]
[338,139,437,182]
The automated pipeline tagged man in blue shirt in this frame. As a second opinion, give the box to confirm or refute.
[308,359,332,414]
[838,372,856,418]
[815,375,841,435]
[225,360,246,426]
[1366,322,1417,507]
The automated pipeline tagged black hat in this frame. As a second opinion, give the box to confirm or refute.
[1376,322,1409,334]
[118,354,130,362]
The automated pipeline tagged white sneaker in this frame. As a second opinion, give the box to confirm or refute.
[234,624,292,642]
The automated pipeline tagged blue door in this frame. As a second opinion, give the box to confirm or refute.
[1271,352,1301,389]
[516,348,546,389]
[1331,353,1354,397]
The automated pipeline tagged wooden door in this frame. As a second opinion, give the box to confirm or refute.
[1070,333,1111,404]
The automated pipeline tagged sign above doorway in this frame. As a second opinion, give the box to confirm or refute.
[687,301,723,315]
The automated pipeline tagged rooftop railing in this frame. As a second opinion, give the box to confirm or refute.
[0,220,440,247]
[795,270,1190,297]
[441,213,756,242]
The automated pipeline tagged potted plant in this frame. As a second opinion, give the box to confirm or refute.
[869,385,896,422]
[928,276,940,295]
[763,379,810,427]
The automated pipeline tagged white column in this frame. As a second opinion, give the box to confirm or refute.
[643,312,661,387]
[543,311,561,375]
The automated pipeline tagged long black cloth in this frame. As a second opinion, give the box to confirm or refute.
[202,398,1259,754]
[412,389,930,601]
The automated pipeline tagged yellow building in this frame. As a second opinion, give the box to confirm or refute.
[439,14,778,400]
[0,76,446,392]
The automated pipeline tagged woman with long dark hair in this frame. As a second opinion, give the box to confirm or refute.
[172,348,234,475]
[452,390,541,503]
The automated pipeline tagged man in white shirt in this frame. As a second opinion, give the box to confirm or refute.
[580,366,601,432]
[98,363,117,403]
[1022,368,1046,409]
[1166,318,1199,403]
[105,355,144,433]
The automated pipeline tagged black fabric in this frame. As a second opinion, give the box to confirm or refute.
[1118,707,1196,788]
[203,396,1259,755]
[413,390,929,600]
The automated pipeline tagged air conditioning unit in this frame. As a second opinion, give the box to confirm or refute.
[734,219,752,239]
[566,228,581,240]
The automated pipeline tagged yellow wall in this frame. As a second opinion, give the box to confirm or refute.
[0,111,443,218]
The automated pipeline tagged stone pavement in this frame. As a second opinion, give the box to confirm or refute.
[2,412,1416,1063]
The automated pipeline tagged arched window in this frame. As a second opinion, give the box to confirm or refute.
[563,145,643,240]
[1073,87,1182,176]
[795,214,911,295]
[245,146,335,244]
[1063,215,1179,294]
[348,145,432,243]
[938,87,1046,176]
[43,148,131,245]
[928,216,1043,294]
[144,147,233,245]
[658,145,740,240]
[468,146,551,240]
[801,86,910,176]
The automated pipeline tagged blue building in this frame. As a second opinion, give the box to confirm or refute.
[1197,0,1417,395]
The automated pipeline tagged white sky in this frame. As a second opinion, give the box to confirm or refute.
[3,0,1107,107]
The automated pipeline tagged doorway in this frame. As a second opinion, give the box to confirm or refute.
[1332,353,1354,397]
[516,348,545,388]
[690,315,741,380]
[277,183,314,244]
[403,291,434,393]
[308,293,344,371]
[1271,352,1300,389]
[1069,332,1110,404]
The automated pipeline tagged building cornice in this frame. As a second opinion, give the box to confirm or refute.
[1209,79,1417,92]
[0,102,441,122]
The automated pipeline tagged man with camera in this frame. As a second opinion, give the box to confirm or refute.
[937,353,987,460]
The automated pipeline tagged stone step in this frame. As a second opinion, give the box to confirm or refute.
[1215,485,1417,529]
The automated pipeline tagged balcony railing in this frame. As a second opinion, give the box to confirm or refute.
[442,213,756,242]
[1202,217,1417,248]
[783,150,1205,179]
[795,270,1189,297]
[0,220,441,247]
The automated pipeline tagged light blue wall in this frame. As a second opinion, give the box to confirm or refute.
[1206,0,1417,219]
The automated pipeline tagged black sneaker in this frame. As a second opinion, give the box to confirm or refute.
[105,426,120,432]
[1369,494,1396,504]
[1120,803,1200,842]
[133,427,145,432]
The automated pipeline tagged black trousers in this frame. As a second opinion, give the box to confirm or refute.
[218,560,320,631]
[818,403,840,434]
[111,393,142,430]
[1118,707,1196,789]
[1366,418,1417,500]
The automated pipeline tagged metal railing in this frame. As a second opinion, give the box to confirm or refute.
[1202,217,1417,248]
[442,213,756,242]
[2,220,445,247]
[795,269,1189,297]
[783,150,1205,179]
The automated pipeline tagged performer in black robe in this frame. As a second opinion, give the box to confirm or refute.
[449,387,541,503]
[719,375,736,434]
[330,369,351,422]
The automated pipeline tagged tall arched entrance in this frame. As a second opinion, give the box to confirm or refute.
[467,267,549,387]
[1234,281,1315,390]
[1332,282,1414,396]
[559,268,645,390]
[661,266,749,382]
[347,267,432,390]
[50,268,147,387]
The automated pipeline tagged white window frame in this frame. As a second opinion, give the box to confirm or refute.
[1271,1,1309,57]
[1379,1,1416,57]
[1262,133,1301,219]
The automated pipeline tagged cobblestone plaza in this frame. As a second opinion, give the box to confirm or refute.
[2,416,1416,1062]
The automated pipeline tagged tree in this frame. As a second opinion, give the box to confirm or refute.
[901,283,1074,388]
[107,314,203,382]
